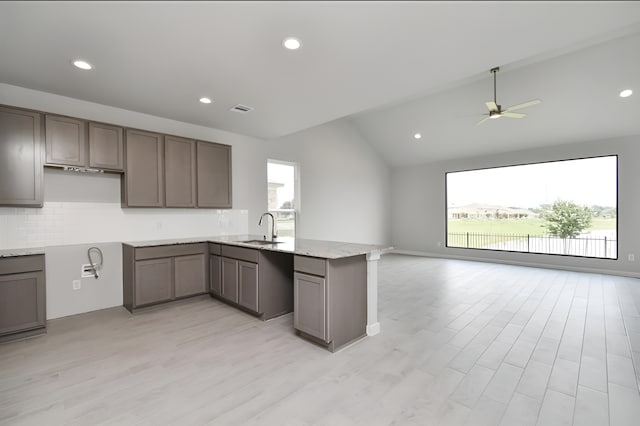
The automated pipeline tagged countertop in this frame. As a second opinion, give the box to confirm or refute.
[0,248,45,258]
[123,235,392,259]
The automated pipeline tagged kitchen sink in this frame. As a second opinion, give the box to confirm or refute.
[239,239,284,245]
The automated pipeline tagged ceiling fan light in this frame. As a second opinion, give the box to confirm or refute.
[490,113,501,119]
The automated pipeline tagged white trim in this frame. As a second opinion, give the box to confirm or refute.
[392,249,640,278]
[366,323,381,336]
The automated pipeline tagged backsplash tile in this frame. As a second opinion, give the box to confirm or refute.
[0,202,248,249]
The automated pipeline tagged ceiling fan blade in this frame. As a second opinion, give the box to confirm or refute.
[503,99,541,112]
[501,112,526,119]
[485,101,498,112]
[477,117,491,125]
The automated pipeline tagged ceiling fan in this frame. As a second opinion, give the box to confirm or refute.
[477,66,541,125]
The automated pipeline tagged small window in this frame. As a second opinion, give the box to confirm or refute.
[267,160,298,238]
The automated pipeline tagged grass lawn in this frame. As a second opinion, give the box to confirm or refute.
[447,217,616,235]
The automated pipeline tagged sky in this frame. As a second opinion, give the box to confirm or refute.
[446,156,617,209]
[268,161,295,207]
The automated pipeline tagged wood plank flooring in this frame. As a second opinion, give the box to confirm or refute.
[1,254,640,425]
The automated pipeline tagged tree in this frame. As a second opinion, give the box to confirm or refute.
[541,201,593,238]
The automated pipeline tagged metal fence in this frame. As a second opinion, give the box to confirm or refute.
[447,232,616,259]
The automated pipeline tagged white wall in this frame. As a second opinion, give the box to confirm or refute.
[391,135,640,277]
[266,119,391,245]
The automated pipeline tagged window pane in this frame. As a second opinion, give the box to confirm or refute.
[446,156,617,259]
[268,161,296,238]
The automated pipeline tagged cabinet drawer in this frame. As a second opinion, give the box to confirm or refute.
[0,255,45,275]
[135,243,206,260]
[221,245,259,263]
[294,255,326,277]
[209,243,221,255]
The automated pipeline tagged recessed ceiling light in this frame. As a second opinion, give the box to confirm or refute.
[199,97,212,104]
[282,37,302,50]
[620,89,633,98]
[414,133,422,140]
[72,60,92,70]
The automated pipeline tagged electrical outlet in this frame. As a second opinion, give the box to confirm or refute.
[629,254,635,262]
[72,280,81,290]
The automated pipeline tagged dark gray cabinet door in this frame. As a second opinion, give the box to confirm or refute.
[124,129,164,207]
[196,141,232,208]
[89,122,123,170]
[134,257,172,306]
[45,115,87,166]
[294,272,327,341]
[0,106,43,207]
[165,136,196,208]
[174,254,206,298]
[0,271,46,336]
[209,255,221,296]
[238,261,259,312]
[221,257,238,303]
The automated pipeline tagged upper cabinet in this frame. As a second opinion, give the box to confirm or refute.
[165,136,196,208]
[123,129,164,207]
[0,106,44,207]
[45,115,87,167]
[44,115,124,172]
[89,122,123,170]
[197,141,232,208]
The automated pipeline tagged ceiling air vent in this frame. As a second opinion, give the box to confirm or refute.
[229,104,254,114]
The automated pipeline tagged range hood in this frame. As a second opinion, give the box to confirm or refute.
[62,166,104,174]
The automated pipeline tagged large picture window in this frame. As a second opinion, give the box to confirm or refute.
[446,155,617,259]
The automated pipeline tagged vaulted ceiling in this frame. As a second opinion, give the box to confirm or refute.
[1,1,640,166]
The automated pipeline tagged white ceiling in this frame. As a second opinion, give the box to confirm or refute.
[1,1,640,164]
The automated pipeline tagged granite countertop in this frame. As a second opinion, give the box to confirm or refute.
[123,235,392,259]
[0,247,46,258]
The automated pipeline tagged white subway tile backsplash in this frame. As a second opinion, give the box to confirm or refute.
[0,202,248,249]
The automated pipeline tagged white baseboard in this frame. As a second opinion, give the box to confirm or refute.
[391,249,640,279]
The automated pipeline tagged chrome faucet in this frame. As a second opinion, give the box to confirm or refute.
[258,212,277,241]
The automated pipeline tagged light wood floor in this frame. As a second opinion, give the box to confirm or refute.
[2,254,640,425]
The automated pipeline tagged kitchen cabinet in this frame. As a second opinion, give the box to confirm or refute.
[123,243,207,312]
[45,116,124,171]
[123,129,164,207]
[216,245,292,319]
[196,141,232,208]
[293,254,367,352]
[0,254,46,343]
[221,257,239,303]
[209,244,221,296]
[45,114,87,167]
[134,257,173,306]
[165,136,196,208]
[88,122,123,170]
[238,261,258,312]
[174,253,207,298]
[0,105,44,207]
[293,272,326,341]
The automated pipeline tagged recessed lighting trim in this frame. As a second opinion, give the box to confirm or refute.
[282,37,302,50]
[199,97,212,104]
[72,60,92,70]
[620,89,633,98]
[413,133,422,140]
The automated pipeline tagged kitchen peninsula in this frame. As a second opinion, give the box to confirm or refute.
[123,235,389,352]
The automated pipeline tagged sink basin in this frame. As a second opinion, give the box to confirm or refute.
[239,239,284,245]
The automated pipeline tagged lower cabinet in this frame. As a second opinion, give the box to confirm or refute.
[0,254,46,343]
[293,272,326,341]
[293,254,367,352]
[123,243,207,312]
[135,257,172,306]
[238,260,258,312]
[214,245,293,320]
[174,254,207,298]
[221,257,239,303]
